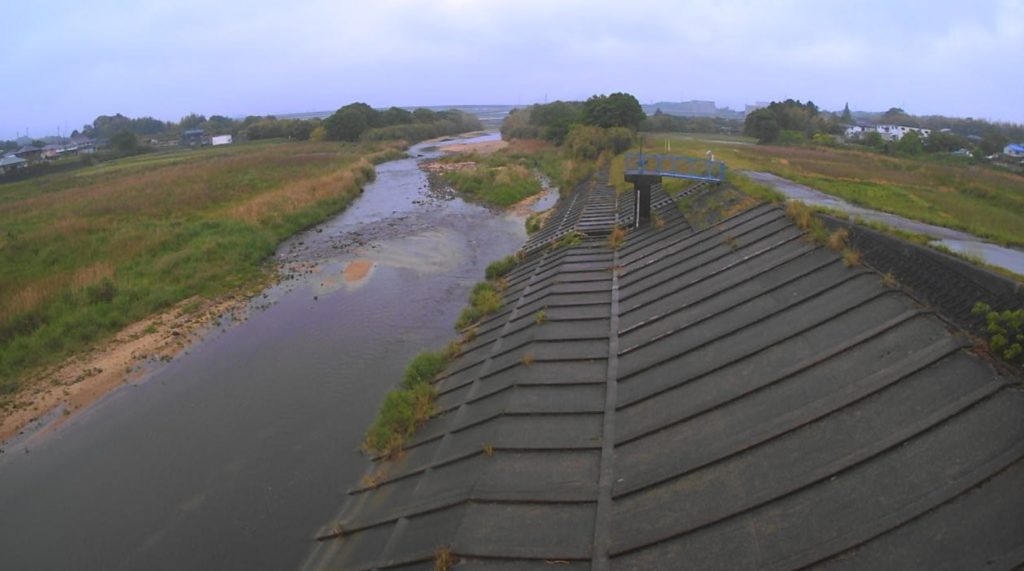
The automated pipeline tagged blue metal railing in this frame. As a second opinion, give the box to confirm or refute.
[624,152,726,182]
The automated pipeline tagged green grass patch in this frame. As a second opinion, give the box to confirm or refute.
[634,132,1024,247]
[485,254,519,280]
[455,281,505,330]
[0,139,404,399]
[972,302,1024,366]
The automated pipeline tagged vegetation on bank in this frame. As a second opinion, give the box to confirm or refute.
[617,132,1024,247]
[437,92,643,208]
[0,139,404,399]
[363,255,518,457]
[363,346,456,457]
[972,302,1024,366]
[323,103,481,143]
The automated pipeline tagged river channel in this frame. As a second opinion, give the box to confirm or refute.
[0,133,545,570]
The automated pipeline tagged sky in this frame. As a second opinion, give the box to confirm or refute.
[3,0,1022,138]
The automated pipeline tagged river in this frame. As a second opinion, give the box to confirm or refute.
[0,133,543,571]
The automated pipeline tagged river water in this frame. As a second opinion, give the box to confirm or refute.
[0,133,541,571]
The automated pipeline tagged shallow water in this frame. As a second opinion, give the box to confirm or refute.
[0,133,537,571]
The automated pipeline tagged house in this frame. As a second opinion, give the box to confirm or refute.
[1004,143,1024,158]
[951,148,973,157]
[845,124,931,142]
[0,155,29,175]
[13,145,42,162]
[181,129,205,146]
[210,134,232,146]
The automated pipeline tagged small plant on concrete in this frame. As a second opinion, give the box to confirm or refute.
[553,231,585,249]
[723,234,739,250]
[785,201,813,230]
[608,226,626,250]
[972,302,1024,365]
[651,211,665,230]
[521,352,535,367]
[842,248,862,267]
[881,272,899,288]
[435,546,455,571]
[535,307,548,325]
[360,467,387,489]
[482,443,495,457]
[827,228,849,251]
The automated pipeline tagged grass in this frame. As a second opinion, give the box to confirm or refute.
[0,138,404,399]
[608,226,627,249]
[485,254,519,280]
[362,254,516,458]
[438,141,566,207]
[525,212,544,234]
[630,132,1024,247]
[363,345,455,457]
[552,231,585,250]
[454,281,505,330]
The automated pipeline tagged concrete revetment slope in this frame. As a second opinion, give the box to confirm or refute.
[304,175,1024,571]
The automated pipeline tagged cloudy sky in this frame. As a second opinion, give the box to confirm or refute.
[4,0,1022,138]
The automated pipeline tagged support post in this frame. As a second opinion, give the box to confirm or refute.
[624,174,661,228]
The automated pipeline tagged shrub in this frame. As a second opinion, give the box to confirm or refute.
[972,302,1024,365]
[402,350,449,389]
[363,381,436,457]
[455,281,504,330]
[485,255,519,280]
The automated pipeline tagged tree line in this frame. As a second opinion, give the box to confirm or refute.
[500,93,645,160]
[744,100,1022,158]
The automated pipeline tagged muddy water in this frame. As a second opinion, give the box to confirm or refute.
[0,133,539,571]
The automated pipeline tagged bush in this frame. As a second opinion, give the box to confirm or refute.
[485,255,519,280]
[972,302,1024,365]
[455,281,504,329]
[363,382,436,456]
[403,350,449,388]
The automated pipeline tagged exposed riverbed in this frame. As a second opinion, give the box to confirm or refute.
[0,133,543,571]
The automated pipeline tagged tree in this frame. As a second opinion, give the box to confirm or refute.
[529,100,581,144]
[110,130,139,153]
[324,108,368,141]
[895,131,923,155]
[744,109,780,143]
[862,131,884,149]
[979,132,1009,156]
[841,102,853,124]
[179,113,207,130]
[581,93,645,130]
[924,131,967,153]
[381,107,413,126]
[412,108,437,123]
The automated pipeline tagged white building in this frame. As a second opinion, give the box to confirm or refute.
[844,124,931,142]
[211,135,233,146]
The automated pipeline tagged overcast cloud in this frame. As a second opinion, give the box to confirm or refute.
[3,0,1022,137]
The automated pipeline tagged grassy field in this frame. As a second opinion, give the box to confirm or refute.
[0,139,404,396]
[437,140,579,207]
[615,133,1024,246]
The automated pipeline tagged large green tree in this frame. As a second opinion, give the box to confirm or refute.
[581,93,645,130]
[744,109,781,143]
